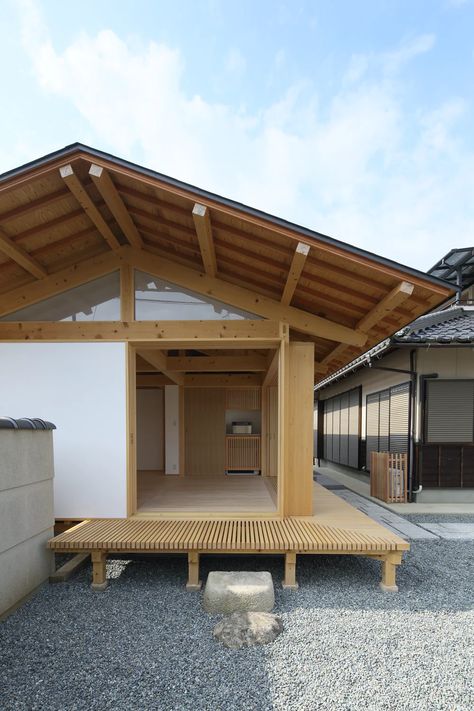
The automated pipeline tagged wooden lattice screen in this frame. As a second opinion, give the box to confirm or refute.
[370,452,408,503]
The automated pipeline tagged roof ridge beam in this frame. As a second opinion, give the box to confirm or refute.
[89,164,143,249]
[121,246,367,347]
[0,226,47,279]
[192,203,217,277]
[281,242,310,306]
[59,165,121,250]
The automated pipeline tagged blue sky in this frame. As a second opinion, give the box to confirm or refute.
[1,0,473,269]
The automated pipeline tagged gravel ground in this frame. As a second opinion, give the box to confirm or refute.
[1,541,473,711]
[403,513,474,524]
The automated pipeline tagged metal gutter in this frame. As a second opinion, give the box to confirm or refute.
[0,142,454,293]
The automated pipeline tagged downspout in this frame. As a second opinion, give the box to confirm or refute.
[408,350,417,502]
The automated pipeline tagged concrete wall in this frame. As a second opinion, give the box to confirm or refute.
[0,343,127,518]
[0,430,54,617]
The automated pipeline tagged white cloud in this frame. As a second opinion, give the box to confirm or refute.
[12,0,474,270]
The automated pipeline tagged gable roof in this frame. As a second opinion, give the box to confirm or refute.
[0,143,454,380]
[316,303,474,390]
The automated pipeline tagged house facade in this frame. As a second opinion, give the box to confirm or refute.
[315,295,474,502]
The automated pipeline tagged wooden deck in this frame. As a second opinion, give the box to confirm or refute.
[48,483,409,592]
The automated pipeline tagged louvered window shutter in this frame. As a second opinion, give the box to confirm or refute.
[389,383,410,453]
[366,393,380,470]
[426,380,474,443]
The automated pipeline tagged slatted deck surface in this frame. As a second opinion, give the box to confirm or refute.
[49,507,409,555]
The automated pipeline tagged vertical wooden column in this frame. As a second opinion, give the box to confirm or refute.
[282,552,298,589]
[380,552,402,592]
[178,385,186,476]
[186,552,202,590]
[277,332,289,515]
[283,341,315,517]
[120,264,134,321]
[126,345,137,516]
[91,551,108,591]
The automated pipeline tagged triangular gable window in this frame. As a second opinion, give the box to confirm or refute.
[134,271,260,321]
[1,272,120,322]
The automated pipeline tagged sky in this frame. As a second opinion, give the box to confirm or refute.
[1,0,474,270]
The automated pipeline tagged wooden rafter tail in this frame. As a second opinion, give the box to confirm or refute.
[0,226,47,279]
[59,164,121,251]
[192,203,217,277]
[89,164,143,249]
[281,242,310,306]
[121,246,367,346]
[322,280,415,368]
[138,348,184,386]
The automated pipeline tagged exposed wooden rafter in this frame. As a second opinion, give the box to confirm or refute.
[122,246,367,347]
[192,203,217,277]
[0,226,47,279]
[322,281,415,368]
[281,242,310,306]
[59,165,121,251]
[89,164,143,249]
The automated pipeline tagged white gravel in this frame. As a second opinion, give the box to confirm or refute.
[0,538,473,711]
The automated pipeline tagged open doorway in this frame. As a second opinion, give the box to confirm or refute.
[133,345,280,515]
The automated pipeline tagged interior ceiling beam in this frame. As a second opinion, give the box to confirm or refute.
[166,355,268,372]
[89,164,143,249]
[262,349,279,388]
[121,246,367,347]
[281,242,310,306]
[322,280,415,367]
[0,226,47,279]
[59,165,121,251]
[137,349,184,386]
[192,203,217,277]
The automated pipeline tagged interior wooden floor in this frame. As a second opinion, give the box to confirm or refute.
[137,470,278,513]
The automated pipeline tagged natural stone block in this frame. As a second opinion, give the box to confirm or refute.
[203,571,274,613]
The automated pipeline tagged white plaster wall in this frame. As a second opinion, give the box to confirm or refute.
[0,343,127,518]
[137,388,164,470]
[164,385,180,474]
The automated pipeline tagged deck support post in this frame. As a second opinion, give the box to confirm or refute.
[282,552,298,589]
[91,551,108,591]
[186,552,202,591]
[380,552,402,592]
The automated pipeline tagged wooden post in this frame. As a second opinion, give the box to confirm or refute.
[186,552,202,590]
[178,385,185,476]
[282,552,298,589]
[91,551,108,591]
[120,264,134,321]
[380,552,402,592]
[284,341,315,516]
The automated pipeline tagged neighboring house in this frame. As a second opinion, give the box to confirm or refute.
[314,251,474,503]
[0,144,455,588]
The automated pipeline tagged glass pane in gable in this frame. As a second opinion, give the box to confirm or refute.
[134,271,260,320]
[1,272,120,321]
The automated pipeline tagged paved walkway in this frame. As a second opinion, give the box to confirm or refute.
[316,472,474,541]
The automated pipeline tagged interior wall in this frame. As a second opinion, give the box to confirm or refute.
[164,385,180,475]
[185,388,226,476]
[0,342,127,518]
[137,388,164,471]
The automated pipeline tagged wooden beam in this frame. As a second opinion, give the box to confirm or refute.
[0,226,47,279]
[314,361,328,375]
[122,247,367,346]
[322,281,415,367]
[263,349,279,387]
[120,264,134,321]
[356,281,414,333]
[138,348,184,385]
[281,242,310,306]
[89,164,143,249]
[137,374,174,387]
[0,250,122,318]
[184,373,262,387]
[59,165,121,250]
[0,320,283,349]
[192,203,217,277]
[166,354,268,372]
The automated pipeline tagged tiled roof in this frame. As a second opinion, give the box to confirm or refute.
[394,306,474,344]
